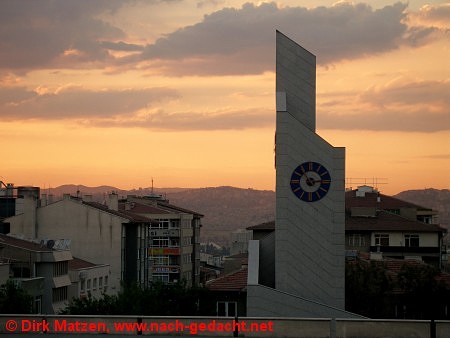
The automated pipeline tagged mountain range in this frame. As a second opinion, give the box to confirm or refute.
[45,185,449,246]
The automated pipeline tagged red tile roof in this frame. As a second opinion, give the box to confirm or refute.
[82,201,151,222]
[68,257,100,270]
[0,234,54,252]
[345,189,431,211]
[346,211,445,233]
[206,268,248,292]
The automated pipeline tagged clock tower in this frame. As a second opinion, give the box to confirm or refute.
[274,31,345,309]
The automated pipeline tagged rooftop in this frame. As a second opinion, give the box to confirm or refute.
[0,233,56,252]
[346,211,445,233]
[247,221,275,231]
[345,187,434,212]
[206,268,248,292]
[69,257,104,270]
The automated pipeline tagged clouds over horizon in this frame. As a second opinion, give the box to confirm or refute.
[0,1,446,75]
[0,86,179,120]
[318,79,450,132]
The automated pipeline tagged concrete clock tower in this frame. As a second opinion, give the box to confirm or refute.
[274,30,345,309]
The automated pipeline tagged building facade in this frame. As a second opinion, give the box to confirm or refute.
[5,192,202,292]
[345,186,446,266]
[0,234,72,314]
[247,31,352,318]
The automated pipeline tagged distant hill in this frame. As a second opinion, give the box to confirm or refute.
[165,186,275,245]
[46,185,448,246]
[46,185,275,246]
[394,189,450,228]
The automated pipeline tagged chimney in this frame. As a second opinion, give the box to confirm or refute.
[107,193,118,211]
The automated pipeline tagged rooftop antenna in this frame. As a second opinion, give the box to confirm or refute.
[346,177,388,190]
[151,178,154,194]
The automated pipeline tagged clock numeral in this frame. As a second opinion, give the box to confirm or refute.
[290,179,300,184]
[321,180,331,184]
[308,192,312,201]
[319,187,328,193]
[308,162,313,171]
[320,171,329,177]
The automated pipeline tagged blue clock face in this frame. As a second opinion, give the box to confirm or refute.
[290,161,331,202]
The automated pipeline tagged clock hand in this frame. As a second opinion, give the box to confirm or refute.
[303,172,315,186]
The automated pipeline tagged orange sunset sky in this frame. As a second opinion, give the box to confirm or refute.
[1,0,449,195]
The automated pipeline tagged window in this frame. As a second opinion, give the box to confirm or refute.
[182,254,191,264]
[348,234,366,247]
[404,234,419,247]
[93,278,97,290]
[170,238,180,247]
[217,301,237,317]
[99,277,103,288]
[151,219,169,229]
[170,220,180,229]
[374,234,389,246]
[52,287,68,303]
[53,261,68,277]
[87,279,91,291]
[35,296,42,314]
[80,279,85,292]
[153,274,169,283]
[104,276,108,286]
[151,256,169,266]
[151,237,169,247]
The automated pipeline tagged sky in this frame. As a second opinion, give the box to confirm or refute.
[0,0,449,195]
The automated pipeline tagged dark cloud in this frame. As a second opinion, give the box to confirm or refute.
[86,108,274,131]
[317,80,450,132]
[137,2,437,75]
[0,86,179,120]
[0,1,440,75]
[0,0,129,71]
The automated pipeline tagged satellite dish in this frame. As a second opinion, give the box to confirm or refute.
[53,239,61,249]
[46,240,55,249]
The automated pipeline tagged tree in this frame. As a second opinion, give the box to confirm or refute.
[397,263,450,319]
[0,280,33,314]
[345,260,393,318]
[63,281,216,315]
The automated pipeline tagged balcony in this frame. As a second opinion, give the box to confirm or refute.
[149,229,180,237]
[148,247,180,255]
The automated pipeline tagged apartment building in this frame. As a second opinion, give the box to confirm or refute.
[0,234,72,314]
[345,186,446,266]
[4,191,202,291]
